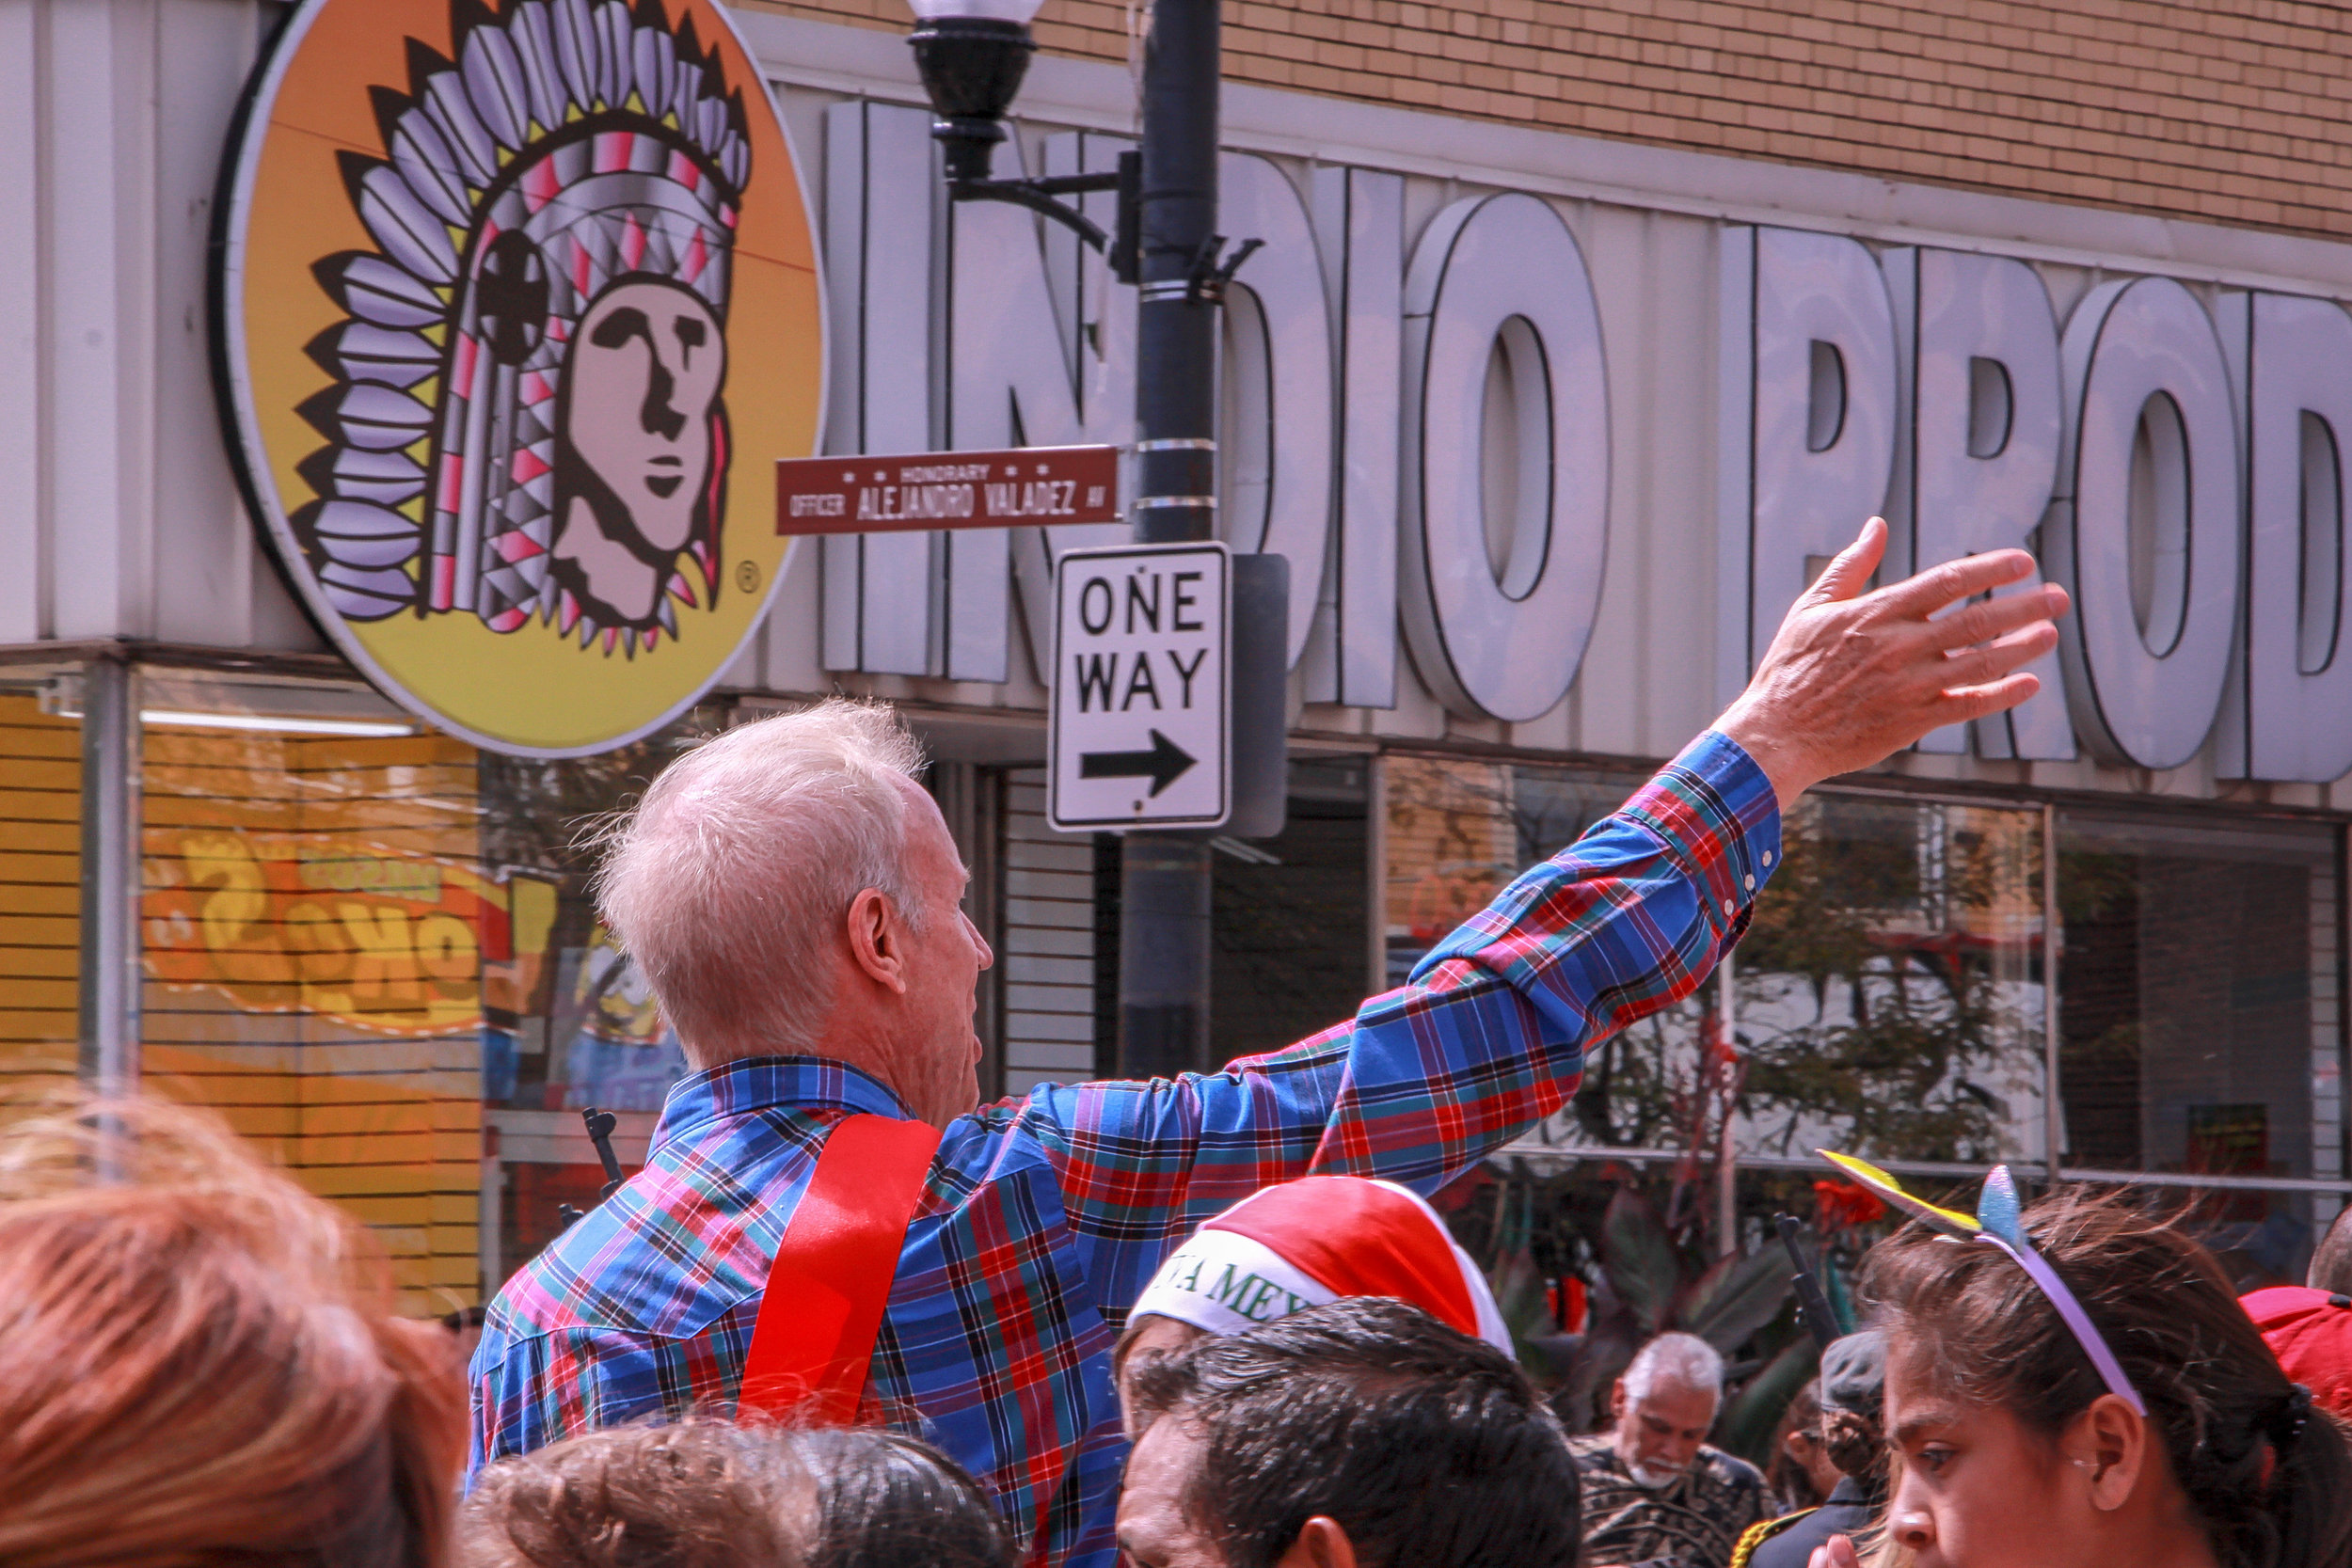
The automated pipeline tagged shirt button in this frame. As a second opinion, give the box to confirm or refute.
[1743,874,1756,891]
[1762,850,1773,865]
[1723,897,1736,916]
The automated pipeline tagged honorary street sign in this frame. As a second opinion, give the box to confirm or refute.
[1049,542,1231,832]
[776,445,1120,535]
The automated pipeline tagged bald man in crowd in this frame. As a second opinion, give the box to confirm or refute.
[469,520,2067,1568]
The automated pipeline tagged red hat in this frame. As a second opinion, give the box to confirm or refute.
[2242,1287,2352,1418]
[1132,1176,1513,1353]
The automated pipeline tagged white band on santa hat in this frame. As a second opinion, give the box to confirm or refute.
[1129,1176,1515,1355]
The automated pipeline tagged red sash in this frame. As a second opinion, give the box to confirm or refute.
[737,1113,942,1424]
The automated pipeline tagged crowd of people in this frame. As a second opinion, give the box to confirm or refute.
[8,1087,2352,1568]
[33,522,2343,1568]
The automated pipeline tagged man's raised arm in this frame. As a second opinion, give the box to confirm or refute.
[1026,519,2067,1289]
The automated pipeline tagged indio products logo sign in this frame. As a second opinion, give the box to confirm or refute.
[215,0,823,755]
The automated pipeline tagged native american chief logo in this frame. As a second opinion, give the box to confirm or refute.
[296,0,752,657]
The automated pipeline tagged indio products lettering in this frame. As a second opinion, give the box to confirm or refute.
[823,109,2352,783]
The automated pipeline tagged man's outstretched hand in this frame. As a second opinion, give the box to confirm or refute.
[1715,517,2069,808]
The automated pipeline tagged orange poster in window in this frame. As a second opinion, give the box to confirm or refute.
[216,0,822,756]
[145,831,515,1037]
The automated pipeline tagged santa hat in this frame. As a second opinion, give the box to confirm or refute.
[2243,1286,2352,1418]
[1130,1176,1515,1355]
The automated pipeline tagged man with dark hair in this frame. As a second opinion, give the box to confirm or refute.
[1118,1297,1581,1568]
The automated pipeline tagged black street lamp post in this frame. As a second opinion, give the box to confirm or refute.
[1115,0,1239,1081]
[909,0,1275,1078]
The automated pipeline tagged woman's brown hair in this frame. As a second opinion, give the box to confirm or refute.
[0,1094,467,1568]
[461,1418,811,1568]
[460,1419,1013,1568]
[1865,1186,2352,1568]
[1767,1377,1828,1508]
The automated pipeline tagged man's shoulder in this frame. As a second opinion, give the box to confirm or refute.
[1565,1433,1643,1494]
[487,1122,808,1341]
[1566,1432,1620,1467]
[486,1100,1050,1344]
[1696,1444,1768,1492]
[1731,1508,1823,1568]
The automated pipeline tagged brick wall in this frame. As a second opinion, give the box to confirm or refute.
[743,0,2352,242]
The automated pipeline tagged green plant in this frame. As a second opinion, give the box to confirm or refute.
[1528,1184,1797,1443]
[1732,803,2026,1164]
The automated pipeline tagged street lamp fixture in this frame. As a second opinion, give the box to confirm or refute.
[903,0,1284,1076]
[905,0,1139,277]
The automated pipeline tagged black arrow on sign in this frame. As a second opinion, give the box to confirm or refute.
[1079,730,1197,798]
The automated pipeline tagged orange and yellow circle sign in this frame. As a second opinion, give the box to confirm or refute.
[218,0,822,756]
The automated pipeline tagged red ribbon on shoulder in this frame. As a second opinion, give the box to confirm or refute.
[737,1112,942,1425]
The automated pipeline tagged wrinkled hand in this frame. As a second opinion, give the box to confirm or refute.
[1807,1534,1863,1568]
[1715,517,2069,807]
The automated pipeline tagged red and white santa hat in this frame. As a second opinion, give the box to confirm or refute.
[1130,1175,1514,1354]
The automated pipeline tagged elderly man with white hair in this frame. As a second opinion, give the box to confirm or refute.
[469,521,2067,1568]
[1572,1332,1769,1568]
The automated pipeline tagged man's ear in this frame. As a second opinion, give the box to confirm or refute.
[1274,1518,1357,1568]
[2062,1393,2149,1513]
[843,886,908,994]
[1610,1379,1629,1419]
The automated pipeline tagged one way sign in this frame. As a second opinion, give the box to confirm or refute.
[1048,542,1230,832]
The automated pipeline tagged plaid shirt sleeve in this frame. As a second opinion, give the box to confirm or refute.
[1021,729,1779,1311]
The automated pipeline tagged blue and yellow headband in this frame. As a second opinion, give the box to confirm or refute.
[1820,1152,2147,1418]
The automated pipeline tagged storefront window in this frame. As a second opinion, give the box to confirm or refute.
[135,677,727,1310]
[2058,813,2344,1281]
[1391,749,2351,1289]
[21,673,2349,1307]
[1383,754,1714,1152]
[0,690,80,1090]
[1210,755,1373,1056]
[1736,796,2048,1166]
[474,729,723,1284]
[141,709,493,1313]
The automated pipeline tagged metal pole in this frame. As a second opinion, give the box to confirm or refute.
[2042,803,2063,1184]
[1716,949,1738,1258]
[77,658,142,1097]
[1364,752,1388,996]
[1119,0,1220,1078]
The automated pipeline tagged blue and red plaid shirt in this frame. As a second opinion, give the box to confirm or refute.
[469,731,1780,1567]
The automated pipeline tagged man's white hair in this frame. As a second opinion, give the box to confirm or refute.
[1622,1332,1725,1407]
[593,699,929,1067]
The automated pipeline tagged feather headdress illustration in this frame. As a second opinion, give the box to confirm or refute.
[296,0,749,657]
